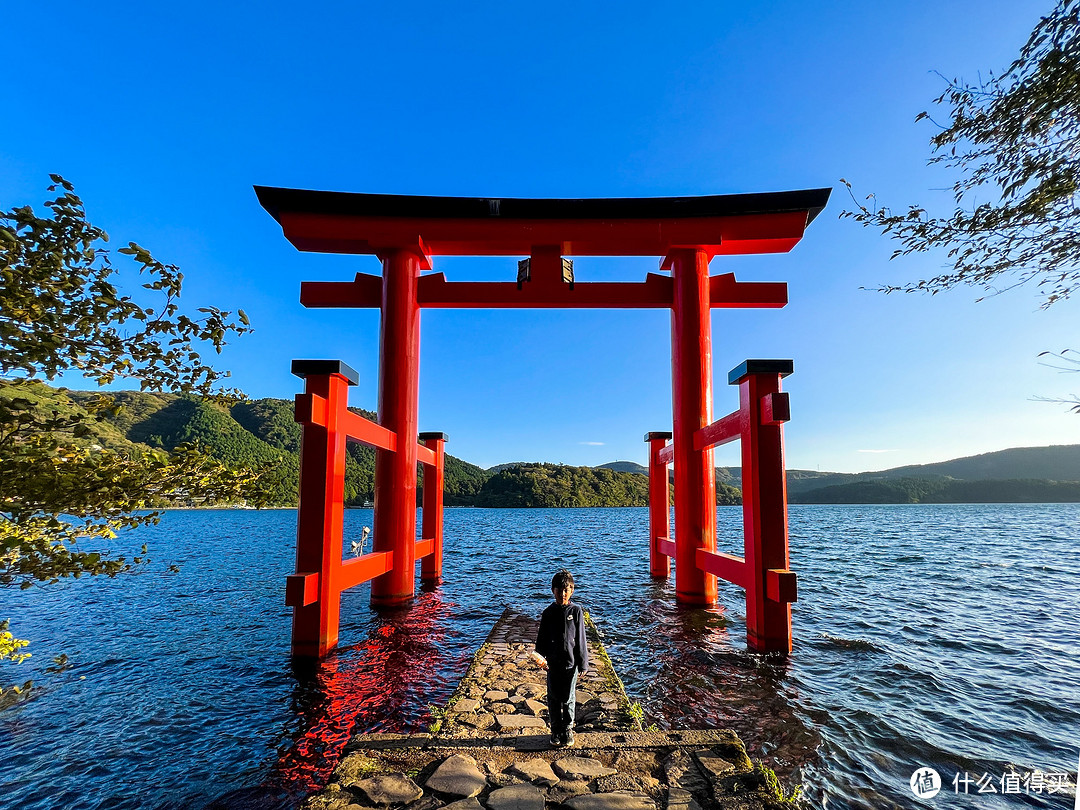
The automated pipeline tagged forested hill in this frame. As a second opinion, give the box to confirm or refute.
[5,381,488,507]
[781,445,1080,503]
[9,381,1080,506]
[854,445,1080,482]
[474,463,739,507]
[597,446,1080,504]
[6,382,659,508]
[475,463,648,507]
[601,445,1080,494]
[790,477,1080,504]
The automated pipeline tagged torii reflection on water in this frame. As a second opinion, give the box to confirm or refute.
[622,580,821,782]
[269,585,464,797]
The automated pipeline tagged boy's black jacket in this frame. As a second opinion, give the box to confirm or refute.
[535,602,590,672]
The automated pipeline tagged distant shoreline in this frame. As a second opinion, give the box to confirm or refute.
[154,501,1080,510]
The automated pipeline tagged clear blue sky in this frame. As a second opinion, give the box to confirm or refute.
[3,1,1074,473]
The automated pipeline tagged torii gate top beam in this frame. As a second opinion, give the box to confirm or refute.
[255,186,831,309]
[255,186,830,258]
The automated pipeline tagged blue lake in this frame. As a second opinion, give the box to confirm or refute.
[1,505,1078,809]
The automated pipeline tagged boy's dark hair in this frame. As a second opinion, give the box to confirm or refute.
[551,569,575,591]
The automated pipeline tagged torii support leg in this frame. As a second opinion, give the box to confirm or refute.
[646,432,673,577]
[372,248,423,605]
[419,433,446,582]
[736,364,794,652]
[670,248,718,605]
[290,367,353,657]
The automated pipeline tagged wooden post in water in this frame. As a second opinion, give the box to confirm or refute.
[419,432,447,582]
[288,361,356,658]
[668,248,718,606]
[732,360,797,653]
[372,248,424,606]
[646,431,673,577]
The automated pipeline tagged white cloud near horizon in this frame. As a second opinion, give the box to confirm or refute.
[857,449,900,454]
[579,441,605,446]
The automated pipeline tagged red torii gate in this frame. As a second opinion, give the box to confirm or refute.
[257,186,830,657]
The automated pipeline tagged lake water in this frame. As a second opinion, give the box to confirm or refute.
[1,505,1077,809]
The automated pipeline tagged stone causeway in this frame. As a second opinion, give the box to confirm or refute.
[302,607,791,810]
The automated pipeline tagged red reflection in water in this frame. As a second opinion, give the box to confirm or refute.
[266,587,460,797]
[640,596,819,778]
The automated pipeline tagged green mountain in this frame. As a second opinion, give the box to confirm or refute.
[791,477,1080,504]
[783,445,1080,502]
[502,461,738,505]
[855,445,1080,482]
[7,381,487,507]
[598,446,1080,504]
[596,460,648,475]
[9,381,1079,506]
[611,446,1080,503]
[475,463,649,507]
[7,382,649,508]
[708,446,1080,503]
[704,445,1080,496]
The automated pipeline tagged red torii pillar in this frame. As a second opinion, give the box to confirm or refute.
[669,248,718,605]
[372,248,424,605]
[735,361,795,651]
[419,431,446,583]
[289,362,353,657]
[645,431,673,578]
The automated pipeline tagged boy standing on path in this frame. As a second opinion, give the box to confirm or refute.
[534,569,590,748]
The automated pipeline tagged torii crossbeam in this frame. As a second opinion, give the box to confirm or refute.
[258,185,830,656]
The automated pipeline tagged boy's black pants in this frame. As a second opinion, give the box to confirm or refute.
[546,665,578,738]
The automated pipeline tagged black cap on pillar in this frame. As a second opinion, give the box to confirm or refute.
[291,360,360,385]
[728,359,793,385]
